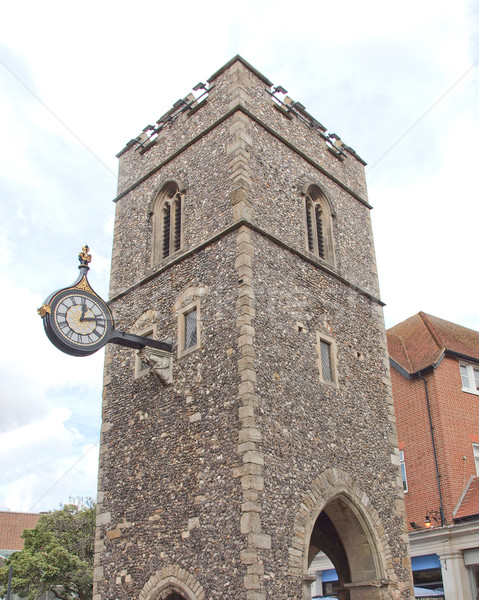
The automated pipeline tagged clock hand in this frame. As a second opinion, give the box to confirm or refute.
[80,302,87,321]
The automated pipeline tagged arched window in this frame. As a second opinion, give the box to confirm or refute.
[304,184,334,265]
[152,181,183,264]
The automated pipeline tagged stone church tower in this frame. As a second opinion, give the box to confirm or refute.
[95,57,413,600]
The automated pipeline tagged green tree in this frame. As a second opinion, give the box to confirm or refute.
[0,502,95,600]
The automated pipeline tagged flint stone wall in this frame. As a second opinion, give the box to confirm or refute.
[95,56,412,600]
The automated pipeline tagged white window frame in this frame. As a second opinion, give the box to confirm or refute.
[473,444,479,476]
[460,363,479,395]
[316,332,338,388]
[400,449,408,493]
[178,300,200,357]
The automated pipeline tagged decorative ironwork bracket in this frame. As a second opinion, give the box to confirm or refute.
[109,331,172,353]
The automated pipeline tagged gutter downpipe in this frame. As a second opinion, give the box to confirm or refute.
[418,371,446,526]
[6,563,12,600]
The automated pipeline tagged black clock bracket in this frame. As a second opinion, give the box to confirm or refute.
[37,246,172,361]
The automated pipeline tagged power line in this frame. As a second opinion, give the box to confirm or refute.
[27,441,99,512]
[0,442,99,552]
[366,58,479,174]
[0,57,117,179]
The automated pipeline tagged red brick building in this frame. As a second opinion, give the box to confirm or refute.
[387,312,479,600]
[0,512,56,600]
[0,511,39,558]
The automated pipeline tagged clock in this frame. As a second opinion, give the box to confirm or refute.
[44,288,113,356]
[39,246,172,358]
[38,245,114,357]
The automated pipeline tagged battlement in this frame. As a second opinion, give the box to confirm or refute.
[116,56,365,172]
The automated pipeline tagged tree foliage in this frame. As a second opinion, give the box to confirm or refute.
[0,502,95,600]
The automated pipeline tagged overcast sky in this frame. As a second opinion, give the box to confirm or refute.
[1,0,478,513]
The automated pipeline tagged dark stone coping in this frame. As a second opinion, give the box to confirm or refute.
[207,55,273,87]
[112,106,372,209]
[108,219,384,307]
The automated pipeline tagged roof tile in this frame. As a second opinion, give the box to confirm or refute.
[454,477,479,520]
[0,511,39,551]
[387,312,479,374]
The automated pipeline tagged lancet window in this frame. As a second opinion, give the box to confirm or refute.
[152,181,183,264]
[304,184,334,265]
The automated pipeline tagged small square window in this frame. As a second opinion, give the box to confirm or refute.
[316,332,338,387]
[178,301,200,356]
[460,363,479,395]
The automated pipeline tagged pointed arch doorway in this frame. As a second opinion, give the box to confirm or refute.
[308,494,387,600]
[138,565,205,600]
[153,588,191,600]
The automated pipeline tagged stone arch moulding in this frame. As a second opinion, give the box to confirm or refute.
[289,468,394,599]
[150,179,186,264]
[130,309,159,335]
[301,180,336,266]
[138,564,205,600]
[301,180,336,217]
[172,285,208,313]
[149,178,187,216]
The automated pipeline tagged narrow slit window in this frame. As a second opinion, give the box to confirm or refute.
[185,308,197,350]
[162,203,171,258]
[306,199,314,252]
[314,204,325,258]
[316,332,338,387]
[320,340,333,382]
[178,298,201,358]
[173,198,182,252]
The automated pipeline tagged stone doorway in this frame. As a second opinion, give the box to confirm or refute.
[308,494,386,600]
[157,591,189,600]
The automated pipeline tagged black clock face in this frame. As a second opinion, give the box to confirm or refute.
[46,289,113,356]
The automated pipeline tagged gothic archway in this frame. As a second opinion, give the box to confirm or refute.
[159,592,188,600]
[289,469,394,600]
[308,494,385,600]
[138,564,204,600]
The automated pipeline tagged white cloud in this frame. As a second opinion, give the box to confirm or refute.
[0,405,100,511]
[0,275,103,410]
[0,276,102,510]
